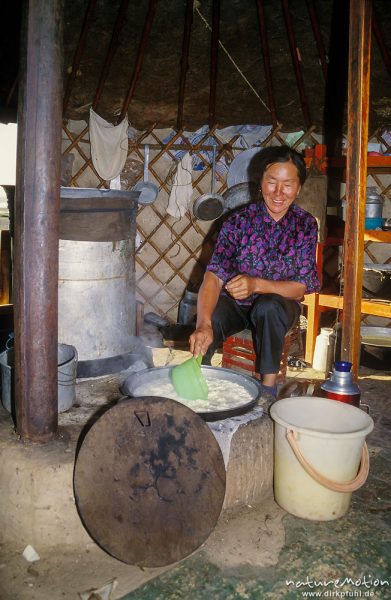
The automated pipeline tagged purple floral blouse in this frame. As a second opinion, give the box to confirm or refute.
[207,201,321,305]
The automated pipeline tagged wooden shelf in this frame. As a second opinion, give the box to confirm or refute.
[304,149,391,174]
[324,230,391,246]
[328,155,391,171]
[302,294,391,318]
[303,230,391,363]
[303,145,391,366]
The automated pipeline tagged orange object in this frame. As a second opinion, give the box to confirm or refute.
[222,329,294,383]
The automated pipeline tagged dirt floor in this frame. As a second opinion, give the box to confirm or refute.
[119,367,391,600]
[0,352,390,600]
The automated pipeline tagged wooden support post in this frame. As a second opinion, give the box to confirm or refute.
[14,0,63,441]
[304,293,321,364]
[341,0,372,377]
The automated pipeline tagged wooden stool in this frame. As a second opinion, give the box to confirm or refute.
[222,328,294,383]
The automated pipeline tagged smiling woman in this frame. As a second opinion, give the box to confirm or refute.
[189,145,320,398]
[261,161,302,221]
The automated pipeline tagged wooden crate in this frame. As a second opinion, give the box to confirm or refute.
[222,329,292,383]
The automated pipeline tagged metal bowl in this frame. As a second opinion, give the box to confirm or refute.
[120,365,261,421]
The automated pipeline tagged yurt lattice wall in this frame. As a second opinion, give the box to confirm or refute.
[61,121,391,326]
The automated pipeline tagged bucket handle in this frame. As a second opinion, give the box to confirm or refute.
[286,429,370,493]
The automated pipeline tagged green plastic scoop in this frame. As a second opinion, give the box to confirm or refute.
[170,354,209,401]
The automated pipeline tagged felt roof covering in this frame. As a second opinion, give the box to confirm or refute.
[1,0,390,130]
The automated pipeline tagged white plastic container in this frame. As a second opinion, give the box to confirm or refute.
[312,327,336,372]
[270,397,374,521]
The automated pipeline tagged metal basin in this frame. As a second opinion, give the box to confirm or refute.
[360,326,391,370]
[120,365,261,421]
[362,264,391,299]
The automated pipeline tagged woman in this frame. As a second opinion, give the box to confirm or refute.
[189,145,320,399]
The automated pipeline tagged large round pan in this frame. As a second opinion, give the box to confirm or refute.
[120,365,261,421]
[227,147,264,188]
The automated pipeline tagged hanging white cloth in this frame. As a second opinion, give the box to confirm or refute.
[167,152,193,218]
[89,108,129,181]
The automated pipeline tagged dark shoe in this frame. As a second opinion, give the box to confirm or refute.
[260,383,278,402]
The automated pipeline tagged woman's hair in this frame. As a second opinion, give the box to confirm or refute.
[256,145,307,186]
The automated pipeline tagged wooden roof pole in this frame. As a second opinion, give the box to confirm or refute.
[176,0,193,131]
[305,0,328,80]
[117,0,158,124]
[341,0,372,378]
[92,0,130,112]
[372,7,391,80]
[208,0,220,128]
[281,0,312,129]
[255,0,278,128]
[63,0,97,114]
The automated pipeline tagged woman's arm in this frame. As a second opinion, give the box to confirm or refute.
[189,271,223,356]
[225,275,306,301]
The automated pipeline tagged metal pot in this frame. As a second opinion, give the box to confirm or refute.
[193,145,224,221]
[120,365,261,421]
[133,144,159,205]
[365,186,383,219]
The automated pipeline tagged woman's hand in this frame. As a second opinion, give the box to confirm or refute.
[225,274,258,300]
[189,324,214,357]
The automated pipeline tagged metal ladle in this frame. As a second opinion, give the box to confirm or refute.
[192,144,224,221]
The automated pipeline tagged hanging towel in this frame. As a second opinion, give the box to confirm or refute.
[89,108,129,181]
[167,152,193,218]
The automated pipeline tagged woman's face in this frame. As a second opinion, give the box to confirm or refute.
[260,160,302,221]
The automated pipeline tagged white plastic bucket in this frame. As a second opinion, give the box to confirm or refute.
[0,343,78,413]
[270,397,374,521]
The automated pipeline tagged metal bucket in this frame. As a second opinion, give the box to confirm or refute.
[0,343,78,413]
[57,343,78,411]
[59,238,138,376]
[365,187,383,219]
[178,290,198,325]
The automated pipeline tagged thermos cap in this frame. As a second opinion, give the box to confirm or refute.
[335,361,352,372]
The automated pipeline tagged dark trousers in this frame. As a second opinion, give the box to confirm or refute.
[203,293,301,374]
